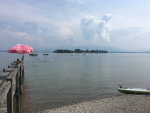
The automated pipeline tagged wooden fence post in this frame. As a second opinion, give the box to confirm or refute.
[16,71,19,94]
[20,65,23,94]
[7,77,13,113]
[16,71,20,113]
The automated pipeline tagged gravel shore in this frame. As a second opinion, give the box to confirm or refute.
[39,94,150,113]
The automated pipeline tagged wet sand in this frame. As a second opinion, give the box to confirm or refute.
[39,94,150,113]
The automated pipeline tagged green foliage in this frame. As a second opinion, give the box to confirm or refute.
[53,49,107,53]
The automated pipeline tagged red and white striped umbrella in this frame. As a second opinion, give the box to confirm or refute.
[8,44,33,54]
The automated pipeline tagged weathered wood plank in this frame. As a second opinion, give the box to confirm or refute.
[0,82,7,91]
[0,95,7,113]
[0,60,24,113]
[0,81,11,107]
[7,77,13,113]
[0,72,10,78]
[0,67,18,91]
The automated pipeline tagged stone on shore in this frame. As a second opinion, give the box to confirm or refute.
[39,94,150,113]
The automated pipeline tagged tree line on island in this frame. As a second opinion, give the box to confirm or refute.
[53,49,107,53]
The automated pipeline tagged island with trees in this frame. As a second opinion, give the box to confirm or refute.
[53,49,107,53]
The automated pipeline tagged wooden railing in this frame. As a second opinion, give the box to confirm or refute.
[0,57,24,113]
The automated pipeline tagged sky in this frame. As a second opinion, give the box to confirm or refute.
[0,0,150,52]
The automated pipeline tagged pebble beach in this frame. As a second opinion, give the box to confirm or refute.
[39,94,150,113]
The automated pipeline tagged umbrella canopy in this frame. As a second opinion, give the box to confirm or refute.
[8,44,33,54]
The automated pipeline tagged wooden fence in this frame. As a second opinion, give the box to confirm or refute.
[0,56,24,113]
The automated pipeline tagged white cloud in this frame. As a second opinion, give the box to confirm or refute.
[54,27,74,45]
[101,14,113,23]
[37,29,43,34]
[0,27,44,50]
[55,27,73,40]
[80,14,113,42]
[108,26,150,51]
[1,1,150,51]
[0,30,28,40]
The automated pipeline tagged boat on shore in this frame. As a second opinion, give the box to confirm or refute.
[118,85,150,94]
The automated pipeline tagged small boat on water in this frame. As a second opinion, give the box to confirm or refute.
[29,52,38,56]
[71,53,75,56]
[43,53,48,55]
[83,53,89,56]
[118,85,150,94]
[29,45,38,56]
[71,49,76,56]
[43,47,49,55]
[83,46,89,56]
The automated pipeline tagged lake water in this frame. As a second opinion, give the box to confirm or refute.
[1,52,150,112]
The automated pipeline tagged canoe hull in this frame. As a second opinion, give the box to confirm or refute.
[118,88,150,94]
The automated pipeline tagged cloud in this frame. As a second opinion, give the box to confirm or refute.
[23,20,40,28]
[37,29,42,34]
[80,14,113,42]
[54,27,74,44]
[0,29,30,49]
[1,1,150,52]
[0,26,44,50]
[80,15,98,40]
[97,20,111,42]
[55,27,73,40]
[65,0,83,3]
[108,26,150,51]
[101,14,113,23]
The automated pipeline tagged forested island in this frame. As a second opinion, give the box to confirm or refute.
[53,49,107,53]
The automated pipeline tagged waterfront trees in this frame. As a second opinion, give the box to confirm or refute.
[53,49,107,53]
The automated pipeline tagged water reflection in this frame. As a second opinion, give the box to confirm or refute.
[1,53,150,112]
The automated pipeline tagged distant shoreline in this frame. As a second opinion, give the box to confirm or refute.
[1,51,150,53]
[0,51,7,52]
[53,49,107,53]
[108,52,150,53]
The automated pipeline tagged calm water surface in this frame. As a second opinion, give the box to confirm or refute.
[1,52,150,112]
